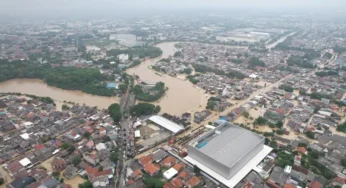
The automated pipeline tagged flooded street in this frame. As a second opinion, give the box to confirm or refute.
[126,42,204,115]
[0,79,119,109]
[266,32,296,49]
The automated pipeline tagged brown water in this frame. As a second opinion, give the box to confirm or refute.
[0,79,119,109]
[0,42,204,115]
[126,42,204,115]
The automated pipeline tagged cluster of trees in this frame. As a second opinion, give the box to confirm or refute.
[0,61,114,96]
[315,70,339,77]
[254,117,267,125]
[334,46,346,54]
[192,64,245,79]
[287,56,314,69]
[181,68,192,74]
[60,142,76,152]
[132,82,166,102]
[279,84,294,92]
[301,148,335,179]
[337,122,346,133]
[248,57,266,69]
[130,103,161,116]
[305,131,315,139]
[228,58,243,64]
[206,97,220,110]
[108,103,122,123]
[143,178,165,188]
[308,92,332,100]
[324,52,333,59]
[78,181,92,188]
[186,75,200,84]
[125,60,142,69]
[107,46,163,59]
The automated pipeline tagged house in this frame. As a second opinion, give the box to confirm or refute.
[144,163,160,176]
[138,155,153,167]
[63,165,79,179]
[6,160,25,177]
[131,169,143,180]
[309,181,322,188]
[177,170,192,181]
[51,157,67,172]
[127,180,146,188]
[83,153,99,166]
[7,176,35,188]
[296,147,308,155]
[85,166,113,185]
[153,149,168,163]
[186,176,201,188]
[161,156,176,168]
[173,163,185,172]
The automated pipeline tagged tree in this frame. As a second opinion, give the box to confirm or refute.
[143,178,165,188]
[305,131,315,139]
[83,132,91,139]
[98,166,103,171]
[193,165,201,176]
[52,171,60,178]
[62,104,70,110]
[110,151,119,163]
[130,103,161,116]
[242,111,250,118]
[248,57,266,69]
[254,117,267,126]
[61,142,70,150]
[108,103,122,123]
[276,121,284,128]
[72,156,81,166]
[0,178,4,185]
[78,181,93,188]
[341,158,346,167]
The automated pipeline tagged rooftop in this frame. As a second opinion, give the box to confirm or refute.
[190,123,264,168]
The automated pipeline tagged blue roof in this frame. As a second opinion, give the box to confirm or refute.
[107,83,117,88]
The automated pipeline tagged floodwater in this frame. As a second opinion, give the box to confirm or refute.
[0,42,204,115]
[266,32,296,49]
[0,79,119,109]
[126,42,204,115]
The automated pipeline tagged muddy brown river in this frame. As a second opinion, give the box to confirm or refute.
[0,42,203,115]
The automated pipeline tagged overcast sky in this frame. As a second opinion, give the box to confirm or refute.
[1,0,345,19]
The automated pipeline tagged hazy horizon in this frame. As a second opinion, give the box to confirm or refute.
[1,0,345,20]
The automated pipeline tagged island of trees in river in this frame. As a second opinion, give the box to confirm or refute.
[0,60,116,96]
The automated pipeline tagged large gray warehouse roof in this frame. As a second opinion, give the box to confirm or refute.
[194,124,264,168]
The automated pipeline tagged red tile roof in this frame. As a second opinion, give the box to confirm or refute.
[186,176,201,187]
[309,181,322,188]
[173,163,185,171]
[276,107,286,115]
[284,184,296,188]
[266,180,281,188]
[161,156,176,167]
[35,144,45,151]
[163,182,177,188]
[144,163,160,176]
[139,155,153,166]
[296,147,307,154]
[133,169,142,177]
[177,170,191,181]
[171,178,183,187]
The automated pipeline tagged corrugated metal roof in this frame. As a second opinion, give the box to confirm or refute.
[149,115,184,134]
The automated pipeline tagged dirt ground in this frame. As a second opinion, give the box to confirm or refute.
[0,166,13,188]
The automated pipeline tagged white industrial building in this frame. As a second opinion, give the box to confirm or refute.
[185,122,272,188]
[148,115,185,134]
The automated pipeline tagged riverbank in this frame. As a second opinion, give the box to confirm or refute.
[0,79,120,109]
